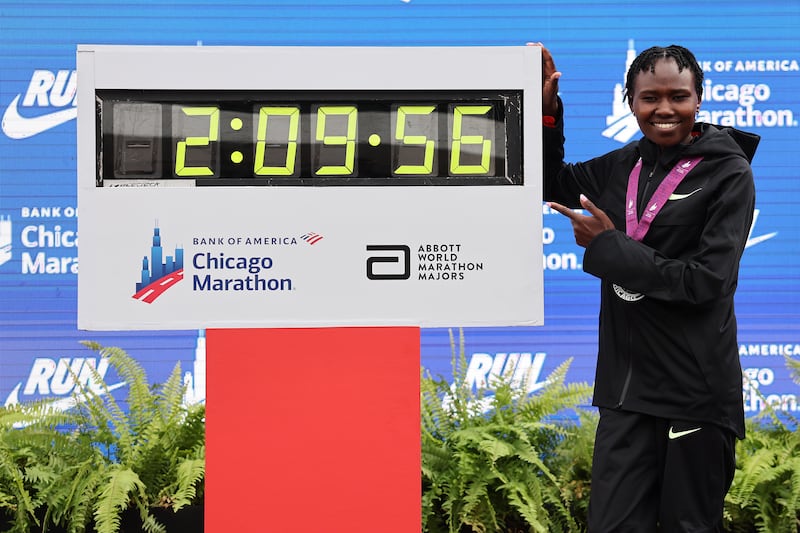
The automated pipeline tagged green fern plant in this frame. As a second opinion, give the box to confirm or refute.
[0,342,205,533]
[724,355,800,533]
[0,388,103,533]
[421,329,593,533]
[545,409,597,531]
[72,341,205,533]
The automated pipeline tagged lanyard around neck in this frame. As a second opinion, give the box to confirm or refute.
[625,156,703,242]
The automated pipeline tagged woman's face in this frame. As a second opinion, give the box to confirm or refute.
[629,57,700,148]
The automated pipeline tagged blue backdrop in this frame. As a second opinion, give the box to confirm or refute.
[1,0,798,420]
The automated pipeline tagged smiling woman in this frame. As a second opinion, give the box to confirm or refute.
[539,42,760,532]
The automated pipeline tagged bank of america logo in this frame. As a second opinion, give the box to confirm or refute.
[133,225,184,304]
[602,39,640,144]
[301,232,324,245]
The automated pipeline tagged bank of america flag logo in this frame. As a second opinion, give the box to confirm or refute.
[133,224,184,304]
[301,232,324,245]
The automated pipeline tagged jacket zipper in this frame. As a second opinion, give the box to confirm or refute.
[638,163,657,213]
[616,324,633,408]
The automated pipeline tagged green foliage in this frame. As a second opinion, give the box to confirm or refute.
[724,355,800,533]
[0,394,101,533]
[0,343,205,533]
[545,410,598,528]
[423,335,800,533]
[0,337,796,532]
[421,329,593,533]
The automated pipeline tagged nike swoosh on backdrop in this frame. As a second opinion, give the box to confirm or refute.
[746,232,778,248]
[668,188,703,201]
[2,95,77,139]
[668,426,702,439]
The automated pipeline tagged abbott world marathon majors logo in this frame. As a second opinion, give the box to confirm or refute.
[133,224,320,303]
[366,243,484,281]
[602,40,798,144]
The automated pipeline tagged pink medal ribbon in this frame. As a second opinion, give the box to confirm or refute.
[625,156,703,241]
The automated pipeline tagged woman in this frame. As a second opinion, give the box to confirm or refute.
[539,43,759,532]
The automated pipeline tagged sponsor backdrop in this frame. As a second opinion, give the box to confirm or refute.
[1,1,798,421]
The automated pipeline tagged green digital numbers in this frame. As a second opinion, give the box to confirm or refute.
[254,106,300,176]
[155,98,501,181]
[174,106,219,177]
[314,105,357,176]
[449,105,493,175]
[393,105,436,175]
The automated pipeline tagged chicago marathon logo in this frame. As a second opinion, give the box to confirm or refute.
[133,224,184,304]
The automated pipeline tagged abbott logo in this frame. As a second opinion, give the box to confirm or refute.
[366,245,410,280]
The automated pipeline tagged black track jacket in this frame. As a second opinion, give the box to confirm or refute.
[544,107,759,439]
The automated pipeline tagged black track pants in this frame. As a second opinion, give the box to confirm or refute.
[587,408,736,533]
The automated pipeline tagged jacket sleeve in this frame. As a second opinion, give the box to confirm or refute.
[582,157,756,306]
[543,98,611,207]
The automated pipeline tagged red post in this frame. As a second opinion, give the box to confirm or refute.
[206,327,421,531]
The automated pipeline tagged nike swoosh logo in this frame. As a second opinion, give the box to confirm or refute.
[4,381,126,428]
[1,95,77,139]
[668,426,702,439]
[745,209,778,249]
[668,188,703,201]
[746,231,778,249]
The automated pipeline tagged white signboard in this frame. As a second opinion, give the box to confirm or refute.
[76,45,543,330]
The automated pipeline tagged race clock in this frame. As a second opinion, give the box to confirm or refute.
[77,45,544,330]
[99,89,522,186]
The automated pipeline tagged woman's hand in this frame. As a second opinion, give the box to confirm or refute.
[528,42,561,117]
[547,195,615,248]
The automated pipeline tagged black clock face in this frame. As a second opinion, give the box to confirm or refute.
[97,90,523,186]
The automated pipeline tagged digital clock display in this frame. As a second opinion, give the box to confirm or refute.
[97,90,522,186]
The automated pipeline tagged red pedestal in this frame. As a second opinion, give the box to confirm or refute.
[206,327,421,531]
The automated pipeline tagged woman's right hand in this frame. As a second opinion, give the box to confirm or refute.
[529,42,562,117]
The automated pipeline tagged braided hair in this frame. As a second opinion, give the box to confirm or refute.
[623,45,704,104]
